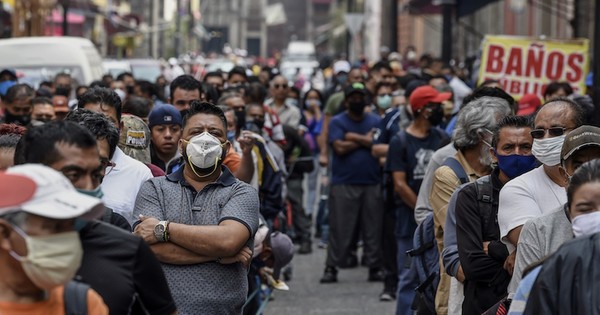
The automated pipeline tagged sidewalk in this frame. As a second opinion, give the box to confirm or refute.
[264,244,396,315]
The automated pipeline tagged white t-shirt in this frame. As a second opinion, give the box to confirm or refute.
[101,147,153,224]
[498,165,567,246]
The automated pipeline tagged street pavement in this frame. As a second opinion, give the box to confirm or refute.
[264,243,396,315]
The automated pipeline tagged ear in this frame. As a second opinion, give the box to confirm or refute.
[490,147,498,164]
[558,165,570,182]
[0,220,13,252]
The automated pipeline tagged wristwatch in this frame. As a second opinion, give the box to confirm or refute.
[154,220,170,242]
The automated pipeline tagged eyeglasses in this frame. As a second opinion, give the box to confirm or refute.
[101,158,116,176]
[272,84,288,89]
[530,127,571,139]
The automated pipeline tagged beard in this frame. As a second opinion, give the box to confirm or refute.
[479,144,494,168]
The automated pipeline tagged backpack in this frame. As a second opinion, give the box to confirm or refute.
[408,156,468,314]
[64,280,90,315]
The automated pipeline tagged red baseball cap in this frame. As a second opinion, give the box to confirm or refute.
[0,173,37,210]
[517,94,542,116]
[409,85,452,113]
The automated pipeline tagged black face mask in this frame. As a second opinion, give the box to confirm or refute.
[348,101,366,115]
[427,105,445,126]
[245,120,265,133]
[126,85,135,95]
[235,110,246,132]
[4,112,31,126]
[55,86,71,97]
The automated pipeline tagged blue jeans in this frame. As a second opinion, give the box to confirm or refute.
[396,237,419,315]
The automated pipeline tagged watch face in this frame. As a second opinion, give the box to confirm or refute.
[155,225,165,234]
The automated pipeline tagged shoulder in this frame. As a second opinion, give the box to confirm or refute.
[86,287,109,315]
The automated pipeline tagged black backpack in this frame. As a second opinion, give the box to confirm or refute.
[64,280,90,315]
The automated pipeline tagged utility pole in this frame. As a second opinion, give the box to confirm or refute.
[439,0,454,63]
[390,0,398,52]
[174,0,181,57]
[60,0,69,36]
[593,0,600,126]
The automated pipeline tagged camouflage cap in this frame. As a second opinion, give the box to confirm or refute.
[119,114,151,164]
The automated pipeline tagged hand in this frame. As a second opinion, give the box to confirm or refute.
[456,265,466,283]
[220,247,253,268]
[503,251,516,275]
[237,131,256,155]
[318,153,328,167]
[483,241,491,255]
[345,132,360,142]
[133,215,160,245]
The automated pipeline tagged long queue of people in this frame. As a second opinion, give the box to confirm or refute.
[0,53,600,315]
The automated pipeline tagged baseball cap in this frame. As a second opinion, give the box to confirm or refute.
[333,60,351,75]
[6,164,104,220]
[119,114,151,164]
[148,105,182,129]
[517,94,542,116]
[561,125,600,162]
[52,95,70,113]
[270,232,294,280]
[0,173,37,211]
[409,85,452,113]
[344,82,367,98]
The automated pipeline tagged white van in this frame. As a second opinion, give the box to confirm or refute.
[0,37,103,88]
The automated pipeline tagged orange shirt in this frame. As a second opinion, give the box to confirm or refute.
[0,285,108,315]
[223,150,241,173]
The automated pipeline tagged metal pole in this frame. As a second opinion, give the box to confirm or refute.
[174,0,181,57]
[390,0,398,52]
[592,0,600,126]
[441,3,452,63]
[62,3,69,36]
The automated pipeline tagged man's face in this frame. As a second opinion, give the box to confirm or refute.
[348,69,363,85]
[122,75,135,90]
[379,68,394,85]
[246,105,265,126]
[492,127,533,163]
[152,124,182,156]
[54,76,71,94]
[5,97,32,116]
[49,142,103,191]
[224,97,246,113]
[206,76,224,94]
[110,80,125,91]
[563,146,600,177]
[270,77,289,101]
[179,113,229,156]
[429,78,446,89]
[170,88,201,112]
[31,104,56,122]
[228,74,247,87]
[82,103,119,126]
[97,138,112,171]
[532,104,575,140]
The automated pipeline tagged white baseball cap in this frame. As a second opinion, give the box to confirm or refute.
[6,164,104,220]
[333,60,351,75]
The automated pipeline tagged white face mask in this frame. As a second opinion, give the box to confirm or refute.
[10,226,83,290]
[184,132,226,177]
[572,211,600,238]
[531,135,566,166]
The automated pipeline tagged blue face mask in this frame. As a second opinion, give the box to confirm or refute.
[495,152,537,179]
[76,186,104,199]
[227,130,236,142]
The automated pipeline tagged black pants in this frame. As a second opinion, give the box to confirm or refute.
[288,178,312,243]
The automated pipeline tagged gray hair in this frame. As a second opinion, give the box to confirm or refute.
[0,211,28,228]
[453,96,512,151]
[217,91,243,105]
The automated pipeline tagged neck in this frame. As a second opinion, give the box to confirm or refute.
[406,119,430,138]
[0,279,46,304]
[462,146,492,176]
[347,111,364,121]
[182,163,222,191]
[544,164,569,187]
[274,98,285,106]
[155,148,177,165]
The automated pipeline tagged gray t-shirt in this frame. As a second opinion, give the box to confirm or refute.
[133,166,259,314]
[508,206,572,294]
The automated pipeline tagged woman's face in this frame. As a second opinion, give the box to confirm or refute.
[305,90,321,111]
[546,88,568,101]
[570,181,600,220]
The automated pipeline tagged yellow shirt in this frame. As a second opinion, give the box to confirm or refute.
[429,150,481,315]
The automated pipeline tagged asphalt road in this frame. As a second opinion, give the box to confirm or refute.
[264,243,397,315]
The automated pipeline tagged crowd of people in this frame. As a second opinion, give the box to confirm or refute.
[0,50,599,315]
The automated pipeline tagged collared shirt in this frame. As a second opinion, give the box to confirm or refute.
[267,98,302,128]
[101,147,152,224]
[132,165,259,315]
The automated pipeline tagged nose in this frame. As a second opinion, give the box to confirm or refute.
[81,174,95,191]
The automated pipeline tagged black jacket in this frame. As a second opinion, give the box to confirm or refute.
[456,168,510,315]
[524,232,600,315]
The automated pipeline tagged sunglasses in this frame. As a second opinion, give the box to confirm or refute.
[101,158,116,176]
[530,127,571,139]
[272,84,288,89]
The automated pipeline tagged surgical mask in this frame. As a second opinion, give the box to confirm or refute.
[76,186,104,199]
[495,152,537,179]
[532,135,566,166]
[305,100,321,109]
[4,112,31,126]
[377,95,392,110]
[184,132,226,177]
[571,211,600,238]
[227,130,236,142]
[10,226,83,290]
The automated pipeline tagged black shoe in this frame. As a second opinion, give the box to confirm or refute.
[298,241,312,254]
[320,266,338,283]
[368,268,385,282]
